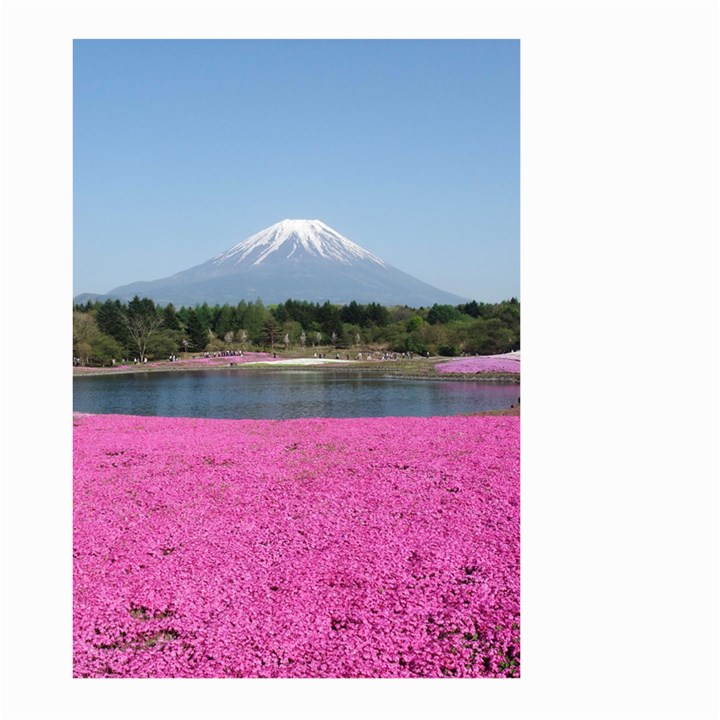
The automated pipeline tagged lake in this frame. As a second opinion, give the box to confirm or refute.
[73,369,520,420]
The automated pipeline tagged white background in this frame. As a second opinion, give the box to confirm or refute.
[1,1,718,719]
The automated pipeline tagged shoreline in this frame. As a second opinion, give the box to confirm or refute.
[73,355,521,384]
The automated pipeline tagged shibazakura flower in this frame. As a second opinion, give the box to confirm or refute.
[73,413,520,678]
[435,356,520,374]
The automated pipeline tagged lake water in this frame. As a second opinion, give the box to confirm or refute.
[73,369,519,420]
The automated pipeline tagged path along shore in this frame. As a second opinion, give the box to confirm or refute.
[73,352,521,382]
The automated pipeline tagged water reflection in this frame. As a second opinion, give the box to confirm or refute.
[74,370,519,420]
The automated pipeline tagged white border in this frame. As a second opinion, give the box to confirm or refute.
[2,2,718,719]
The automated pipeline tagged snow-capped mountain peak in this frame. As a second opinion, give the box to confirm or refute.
[214,219,387,269]
[87,217,470,307]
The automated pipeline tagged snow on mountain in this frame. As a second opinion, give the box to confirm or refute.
[214,219,386,269]
[80,219,470,307]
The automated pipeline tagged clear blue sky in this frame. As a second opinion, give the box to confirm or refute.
[74,40,519,302]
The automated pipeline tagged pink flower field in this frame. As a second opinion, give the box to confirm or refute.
[74,413,519,678]
[435,354,521,375]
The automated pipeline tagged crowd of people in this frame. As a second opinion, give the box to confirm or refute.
[74,348,438,368]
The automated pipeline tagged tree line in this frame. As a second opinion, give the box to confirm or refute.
[72,296,520,366]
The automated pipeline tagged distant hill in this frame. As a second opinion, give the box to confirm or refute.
[74,219,469,307]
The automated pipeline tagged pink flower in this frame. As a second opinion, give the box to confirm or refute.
[74,413,519,678]
[435,355,520,374]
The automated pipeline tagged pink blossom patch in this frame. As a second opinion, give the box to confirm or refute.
[74,413,519,678]
[435,355,520,374]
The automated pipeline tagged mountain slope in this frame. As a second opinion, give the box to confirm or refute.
[80,219,469,307]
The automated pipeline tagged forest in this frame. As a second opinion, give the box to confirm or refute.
[72,296,520,366]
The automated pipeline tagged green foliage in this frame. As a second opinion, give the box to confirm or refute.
[73,310,125,366]
[185,309,209,352]
[340,300,365,325]
[73,296,520,357]
[243,300,271,344]
[123,296,164,361]
[96,300,129,346]
[146,330,182,359]
[161,303,181,331]
[212,304,235,337]
[91,333,125,365]
[365,302,390,327]
[427,304,462,325]
[438,344,462,357]
[73,310,100,365]
[406,315,424,332]
[261,317,282,350]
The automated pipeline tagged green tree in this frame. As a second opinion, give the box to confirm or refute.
[162,303,181,331]
[271,303,290,324]
[340,300,365,325]
[196,302,214,331]
[146,329,182,359]
[96,300,129,347]
[233,301,249,333]
[122,296,164,362]
[244,299,270,344]
[73,311,124,366]
[427,304,462,325]
[262,317,282,351]
[317,301,343,338]
[406,315,424,332]
[214,304,235,337]
[459,300,481,318]
[366,302,390,327]
[91,333,125,366]
[73,311,100,365]
[185,308,209,352]
[281,320,304,348]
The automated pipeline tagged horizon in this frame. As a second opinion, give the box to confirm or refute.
[73,40,520,302]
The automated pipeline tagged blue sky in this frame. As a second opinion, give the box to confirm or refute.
[74,40,519,302]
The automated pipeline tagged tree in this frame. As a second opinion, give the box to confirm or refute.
[244,299,269,344]
[205,330,225,354]
[122,296,164,362]
[427,304,462,325]
[406,315,424,332]
[318,301,343,337]
[262,317,282,351]
[272,303,290,323]
[185,308,209,352]
[73,311,100,365]
[73,311,124,366]
[214,304,235,337]
[340,300,365,325]
[162,303,181,331]
[459,300,481,318]
[146,330,182,359]
[96,300,129,347]
[366,302,390,327]
[92,333,124,365]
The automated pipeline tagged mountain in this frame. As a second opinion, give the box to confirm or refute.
[78,219,469,307]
